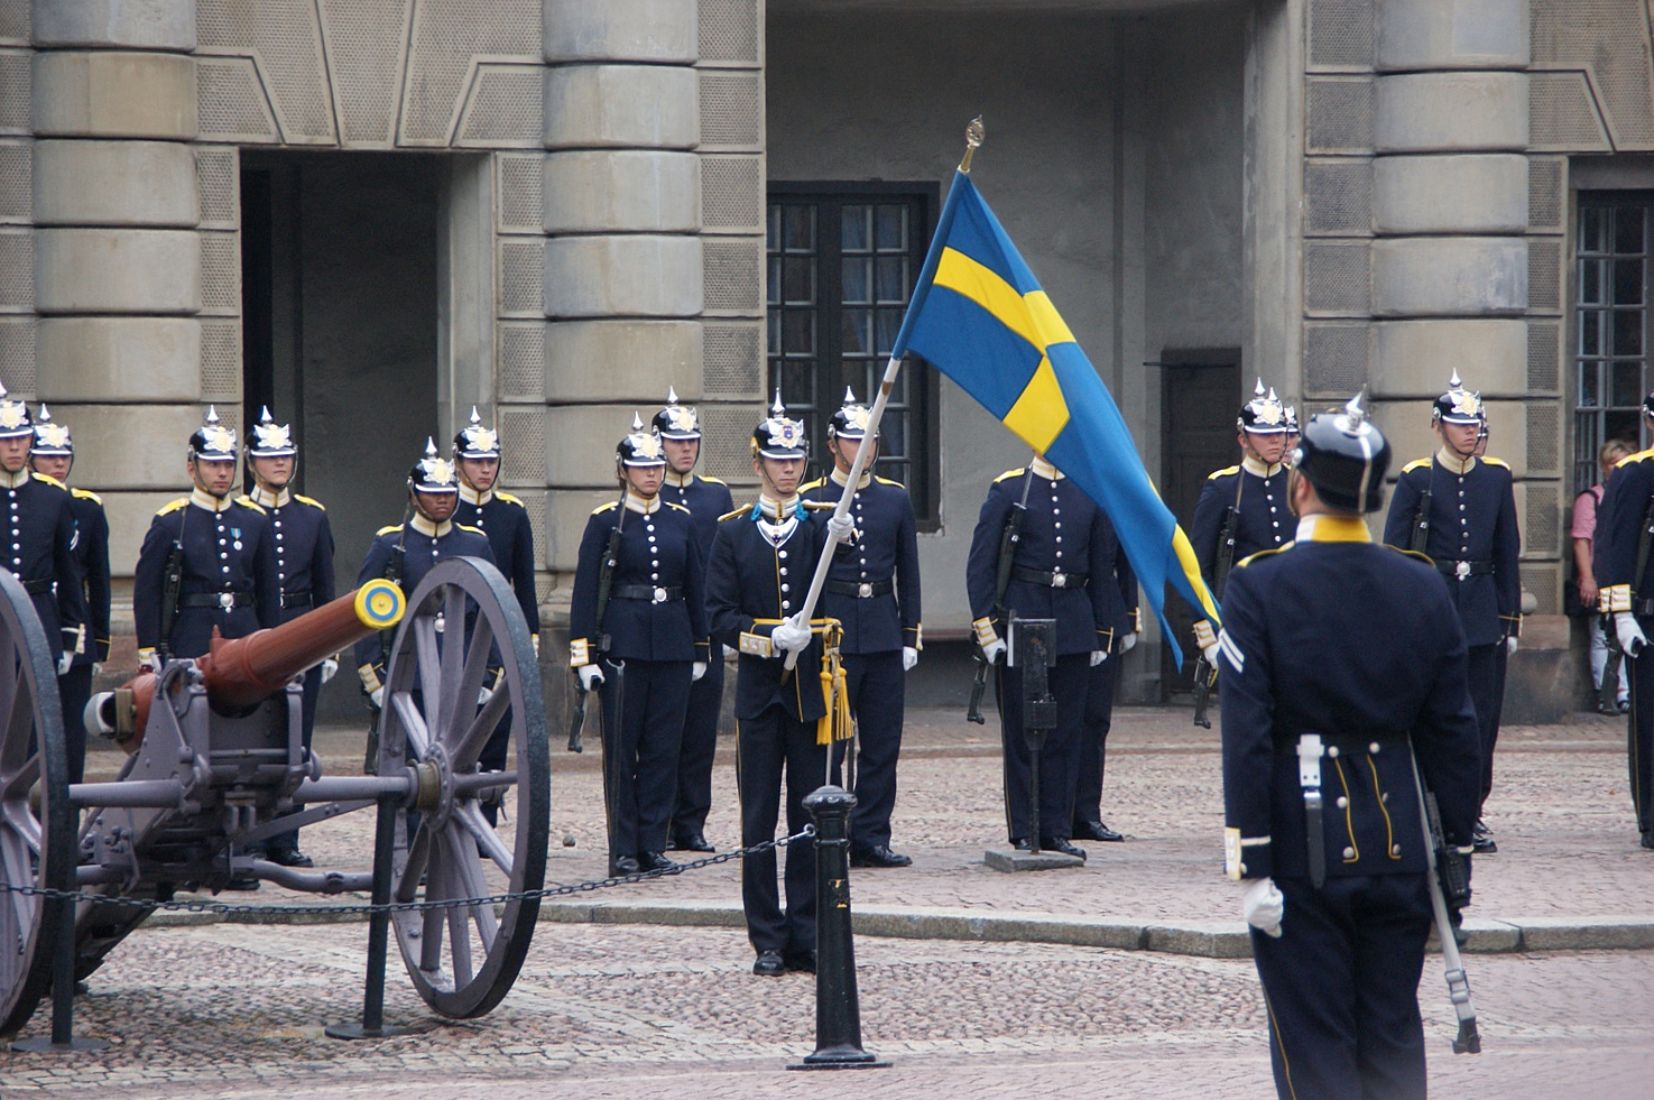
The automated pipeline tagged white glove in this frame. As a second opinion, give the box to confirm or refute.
[1089,649,1107,667]
[577,664,605,691]
[57,651,72,675]
[1617,611,1648,658]
[1505,635,1519,657]
[320,658,339,683]
[369,686,385,709]
[691,660,707,682]
[92,662,103,678]
[1192,619,1221,665]
[980,639,1007,666]
[1242,877,1284,938]
[477,686,493,706]
[825,512,856,542]
[771,616,813,656]
[902,646,919,672]
[1118,632,1138,655]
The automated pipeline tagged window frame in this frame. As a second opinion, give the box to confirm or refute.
[766,180,942,529]
[1574,191,1654,495]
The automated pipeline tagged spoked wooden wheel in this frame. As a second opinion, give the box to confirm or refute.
[379,556,549,1019]
[0,570,74,1036]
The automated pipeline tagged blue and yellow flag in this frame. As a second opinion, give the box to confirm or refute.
[891,172,1219,666]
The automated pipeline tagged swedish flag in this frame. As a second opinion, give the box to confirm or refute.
[892,172,1219,665]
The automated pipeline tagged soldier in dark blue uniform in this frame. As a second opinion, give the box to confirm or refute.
[706,397,836,976]
[134,407,280,666]
[1591,391,1654,849]
[29,406,107,785]
[967,454,1115,859]
[244,408,336,867]
[569,416,710,877]
[1073,539,1138,844]
[0,391,84,677]
[801,388,922,868]
[1191,380,1293,583]
[653,388,734,852]
[1219,393,1480,1100]
[452,408,540,825]
[1382,372,1521,853]
[354,440,495,708]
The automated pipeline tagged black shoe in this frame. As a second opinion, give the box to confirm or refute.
[1042,838,1087,861]
[1073,820,1124,843]
[849,845,912,869]
[638,851,680,873]
[224,874,261,892]
[670,830,715,853]
[608,855,641,877]
[265,847,314,869]
[784,949,817,974]
[1472,819,1497,855]
[1641,831,1654,850]
[1620,699,1632,714]
[753,949,786,976]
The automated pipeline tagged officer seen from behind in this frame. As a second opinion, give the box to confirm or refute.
[1219,393,1480,1100]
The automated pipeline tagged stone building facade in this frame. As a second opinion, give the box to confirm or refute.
[0,0,1650,710]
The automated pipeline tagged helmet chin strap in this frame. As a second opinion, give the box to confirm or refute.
[190,458,230,499]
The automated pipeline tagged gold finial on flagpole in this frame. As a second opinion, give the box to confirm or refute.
[959,116,985,173]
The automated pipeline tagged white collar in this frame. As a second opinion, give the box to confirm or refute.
[0,468,29,489]
[623,492,661,515]
[756,494,802,522]
[459,482,493,506]
[1030,456,1064,480]
[664,469,696,488]
[409,513,453,538]
[250,485,291,509]
[829,467,872,491]
[1242,455,1284,478]
[1436,447,1476,475]
[190,487,234,513]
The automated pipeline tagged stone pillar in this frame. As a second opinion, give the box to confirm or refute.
[29,0,201,575]
[0,7,32,405]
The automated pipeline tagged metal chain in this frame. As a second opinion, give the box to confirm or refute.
[0,826,815,917]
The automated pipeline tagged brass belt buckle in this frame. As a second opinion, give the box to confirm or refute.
[1455,561,1470,581]
[217,591,234,610]
[1052,571,1068,588]
[857,582,873,598]
[653,586,669,604]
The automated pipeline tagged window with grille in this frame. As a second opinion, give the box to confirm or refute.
[1575,195,1653,493]
[766,184,939,526]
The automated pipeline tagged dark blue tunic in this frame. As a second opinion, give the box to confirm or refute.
[1,471,85,662]
[801,472,922,655]
[568,497,709,666]
[66,488,111,666]
[454,488,540,640]
[133,491,280,659]
[352,518,494,690]
[1190,460,1291,588]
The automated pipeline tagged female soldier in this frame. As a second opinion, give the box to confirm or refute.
[570,417,710,876]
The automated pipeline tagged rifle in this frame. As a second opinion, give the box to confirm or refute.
[1191,504,1237,729]
[364,512,409,773]
[1409,742,1481,1055]
[968,469,1034,724]
[569,488,626,752]
[156,503,189,663]
[1600,614,1624,715]
[1410,484,1433,555]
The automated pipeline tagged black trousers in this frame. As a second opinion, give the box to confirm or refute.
[670,645,725,838]
[1465,642,1499,810]
[1072,654,1120,828]
[736,703,836,955]
[478,706,513,827]
[268,665,323,853]
[1629,645,1654,838]
[599,659,690,858]
[997,653,1088,845]
[844,650,905,851]
[56,664,92,785]
[1251,874,1433,1100]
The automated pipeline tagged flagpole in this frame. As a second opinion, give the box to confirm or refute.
[783,117,985,672]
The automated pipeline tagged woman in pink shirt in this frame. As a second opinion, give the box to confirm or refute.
[1576,439,1635,711]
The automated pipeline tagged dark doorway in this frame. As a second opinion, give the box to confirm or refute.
[240,152,449,719]
[1159,352,1241,698]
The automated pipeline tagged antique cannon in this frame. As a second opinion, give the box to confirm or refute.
[0,556,549,1037]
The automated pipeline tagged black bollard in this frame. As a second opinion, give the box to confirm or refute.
[10,884,108,1052]
[787,785,889,1071]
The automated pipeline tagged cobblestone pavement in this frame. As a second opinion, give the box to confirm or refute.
[4,706,1648,1096]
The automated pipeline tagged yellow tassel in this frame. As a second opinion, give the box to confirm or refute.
[817,664,834,746]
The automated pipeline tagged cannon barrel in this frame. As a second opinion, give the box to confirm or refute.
[92,580,406,747]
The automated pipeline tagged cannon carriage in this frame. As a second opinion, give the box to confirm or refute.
[0,556,549,1037]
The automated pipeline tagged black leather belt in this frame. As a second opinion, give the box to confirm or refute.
[281,590,313,611]
[613,585,683,603]
[1436,560,1493,580]
[1013,567,1089,589]
[180,591,255,610]
[827,579,893,598]
[18,576,52,596]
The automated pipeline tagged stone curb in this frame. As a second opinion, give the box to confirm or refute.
[147,897,1654,957]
